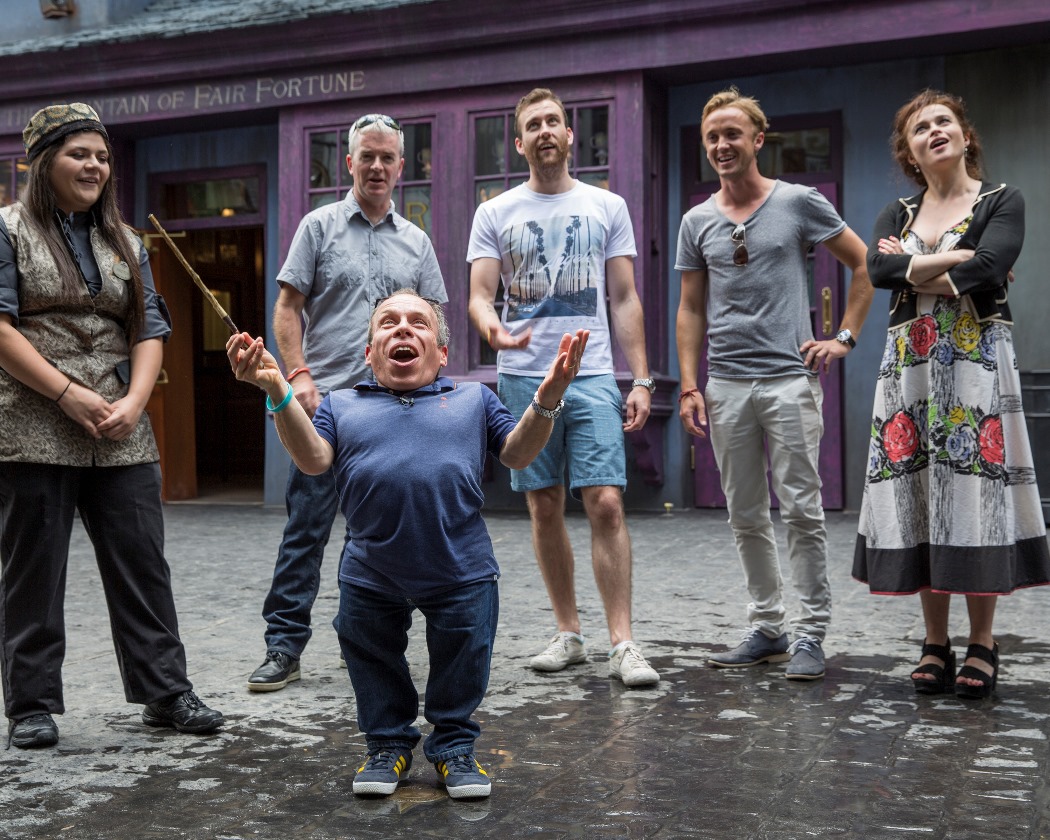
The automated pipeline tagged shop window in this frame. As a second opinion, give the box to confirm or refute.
[151,165,265,230]
[159,175,261,221]
[306,120,433,234]
[472,102,611,366]
[0,155,28,208]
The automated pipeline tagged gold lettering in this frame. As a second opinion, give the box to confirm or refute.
[405,201,428,232]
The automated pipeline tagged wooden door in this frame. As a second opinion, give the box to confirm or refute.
[143,232,198,501]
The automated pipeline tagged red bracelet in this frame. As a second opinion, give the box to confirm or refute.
[678,388,700,403]
[286,366,311,382]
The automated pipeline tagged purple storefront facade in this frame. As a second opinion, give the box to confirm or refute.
[1,0,1048,513]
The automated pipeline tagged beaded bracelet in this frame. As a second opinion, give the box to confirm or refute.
[286,366,311,382]
[266,383,294,413]
[677,388,700,403]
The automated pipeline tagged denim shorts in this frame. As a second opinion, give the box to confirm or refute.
[498,373,626,494]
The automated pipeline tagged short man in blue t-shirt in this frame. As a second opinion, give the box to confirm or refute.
[248,113,447,693]
[228,290,587,799]
[675,87,873,680]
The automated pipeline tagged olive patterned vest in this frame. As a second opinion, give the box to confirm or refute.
[0,203,158,466]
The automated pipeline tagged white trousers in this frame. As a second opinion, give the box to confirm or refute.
[706,375,830,641]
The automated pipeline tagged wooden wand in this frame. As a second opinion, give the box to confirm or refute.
[147,213,239,336]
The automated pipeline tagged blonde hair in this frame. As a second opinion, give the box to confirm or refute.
[701,86,769,135]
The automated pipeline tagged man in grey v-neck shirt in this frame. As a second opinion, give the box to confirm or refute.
[247,113,447,692]
[675,87,872,681]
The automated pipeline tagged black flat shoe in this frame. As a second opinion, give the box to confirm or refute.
[8,713,59,748]
[911,640,956,695]
[956,642,999,699]
[142,690,224,733]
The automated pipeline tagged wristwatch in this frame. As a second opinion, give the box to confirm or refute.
[834,329,856,349]
[531,392,564,420]
[632,378,656,394]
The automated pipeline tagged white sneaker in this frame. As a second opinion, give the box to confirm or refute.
[530,632,586,672]
[609,641,659,686]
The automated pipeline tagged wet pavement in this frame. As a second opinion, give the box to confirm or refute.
[3,504,1050,839]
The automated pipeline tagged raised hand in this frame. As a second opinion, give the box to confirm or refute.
[226,332,284,392]
[537,329,589,406]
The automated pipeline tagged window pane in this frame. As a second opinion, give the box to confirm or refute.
[310,192,339,211]
[161,176,260,220]
[759,128,831,175]
[475,117,506,176]
[575,106,609,169]
[579,171,609,191]
[401,185,431,234]
[310,131,340,189]
[476,179,507,206]
[403,123,432,183]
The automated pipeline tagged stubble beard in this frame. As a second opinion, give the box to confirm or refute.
[529,143,570,182]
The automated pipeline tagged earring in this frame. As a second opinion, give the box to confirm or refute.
[914,165,920,173]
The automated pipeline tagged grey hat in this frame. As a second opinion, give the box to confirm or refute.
[23,103,109,163]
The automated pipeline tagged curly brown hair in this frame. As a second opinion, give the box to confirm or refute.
[890,89,984,189]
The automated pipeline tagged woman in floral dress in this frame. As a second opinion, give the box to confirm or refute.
[852,90,1050,698]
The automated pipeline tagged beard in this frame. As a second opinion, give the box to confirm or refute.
[526,137,571,179]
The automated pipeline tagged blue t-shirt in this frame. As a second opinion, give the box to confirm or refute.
[312,377,516,598]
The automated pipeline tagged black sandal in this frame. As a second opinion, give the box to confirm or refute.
[956,642,999,699]
[911,640,956,695]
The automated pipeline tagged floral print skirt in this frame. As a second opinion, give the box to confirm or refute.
[853,294,1050,594]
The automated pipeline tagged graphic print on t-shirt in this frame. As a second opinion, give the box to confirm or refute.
[503,214,600,322]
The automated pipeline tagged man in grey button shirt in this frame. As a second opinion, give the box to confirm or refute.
[248,113,447,691]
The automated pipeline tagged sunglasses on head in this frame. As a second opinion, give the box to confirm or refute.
[353,113,401,132]
[731,223,748,267]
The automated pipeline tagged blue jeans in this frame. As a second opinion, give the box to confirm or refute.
[262,463,340,658]
[334,578,498,762]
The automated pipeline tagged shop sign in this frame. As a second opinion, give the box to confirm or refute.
[1,69,366,134]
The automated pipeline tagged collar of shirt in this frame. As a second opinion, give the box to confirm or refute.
[341,189,403,230]
[353,375,457,396]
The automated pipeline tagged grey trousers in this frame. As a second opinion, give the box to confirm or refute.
[706,375,831,641]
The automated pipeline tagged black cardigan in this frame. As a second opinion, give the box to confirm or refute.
[867,182,1023,327]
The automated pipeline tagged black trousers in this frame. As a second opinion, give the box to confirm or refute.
[0,461,191,720]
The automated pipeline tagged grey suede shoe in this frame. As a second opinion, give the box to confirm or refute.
[708,628,790,668]
[786,637,825,681]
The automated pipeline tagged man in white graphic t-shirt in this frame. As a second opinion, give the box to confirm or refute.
[467,87,659,687]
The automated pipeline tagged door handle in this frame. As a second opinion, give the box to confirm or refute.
[156,368,170,385]
[821,288,832,335]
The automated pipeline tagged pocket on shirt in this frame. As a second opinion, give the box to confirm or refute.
[319,249,365,290]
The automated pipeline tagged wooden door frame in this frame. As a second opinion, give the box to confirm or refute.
[142,233,198,501]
